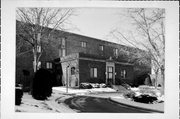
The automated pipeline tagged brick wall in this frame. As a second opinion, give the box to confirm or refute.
[115,63,134,85]
[16,21,151,88]
[65,34,121,59]
[79,59,106,84]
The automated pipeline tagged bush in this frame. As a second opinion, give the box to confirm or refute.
[123,91,136,99]
[79,83,93,89]
[121,83,131,89]
[138,85,160,97]
[132,94,158,104]
[99,83,107,88]
[32,69,53,100]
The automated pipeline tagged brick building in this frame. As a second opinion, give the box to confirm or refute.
[16,21,151,88]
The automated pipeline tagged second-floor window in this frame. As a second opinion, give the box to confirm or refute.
[81,41,87,48]
[99,45,104,51]
[59,38,66,57]
[114,48,118,57]
[61,38,66,48]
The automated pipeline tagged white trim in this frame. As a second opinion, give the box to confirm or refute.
[79,57,133,66]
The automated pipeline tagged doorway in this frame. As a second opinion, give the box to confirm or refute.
[106,62,115,85]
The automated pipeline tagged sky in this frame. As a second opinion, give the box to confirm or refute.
[67,8,135,45]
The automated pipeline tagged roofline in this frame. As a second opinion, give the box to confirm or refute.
[16,20,144,51]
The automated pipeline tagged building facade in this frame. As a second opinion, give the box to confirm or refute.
[16,21,151,88]
[60,53,134,87]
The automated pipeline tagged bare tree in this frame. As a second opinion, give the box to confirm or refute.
[16,8,75,72]
[111,8,165,91]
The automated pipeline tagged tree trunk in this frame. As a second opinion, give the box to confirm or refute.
[33,48,37,73]
[160,68,165,95]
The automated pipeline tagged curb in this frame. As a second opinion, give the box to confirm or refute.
[109,97,164,113]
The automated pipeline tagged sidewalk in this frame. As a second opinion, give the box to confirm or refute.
[110,97,164,113]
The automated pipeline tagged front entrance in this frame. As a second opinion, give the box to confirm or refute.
[106,62,115,85]
[107,66,114,85]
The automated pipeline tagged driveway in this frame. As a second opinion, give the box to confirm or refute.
[63,96,154,113]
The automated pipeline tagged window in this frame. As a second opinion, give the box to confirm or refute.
[62,49,66,57]
[99,45,104,51]
[71,67,75,75]
[121,70,126,78]
[61,38,66,48]
[90,68,97,78]
[114,48,118,57]
[59,38,66,57]
[46,62,52,69]
[81,41,87,48]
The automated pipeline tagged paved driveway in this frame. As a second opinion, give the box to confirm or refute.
[63,96,153,113]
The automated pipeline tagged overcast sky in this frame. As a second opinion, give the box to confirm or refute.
[67,8,135,45]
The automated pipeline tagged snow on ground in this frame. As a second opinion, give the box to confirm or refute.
[15,87,117,113]
[15,91,76,113]
[15,87,116,113]
[53,87,117,95]
[15,93,57,113]
[15,86,164,113]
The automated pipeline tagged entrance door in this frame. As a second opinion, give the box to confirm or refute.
[107,66,113,85]
[106,61,115,85]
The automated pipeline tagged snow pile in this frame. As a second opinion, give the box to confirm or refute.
[88,87,116,93]
[15,91,76,113]
[53,87,116,94]
[130,85,162,97]
[15,93,57,112]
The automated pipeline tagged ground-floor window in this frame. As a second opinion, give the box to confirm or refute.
[46,62,52,69]
[121,69,126,78]
[62,49,66,57]
[90,67,97,78]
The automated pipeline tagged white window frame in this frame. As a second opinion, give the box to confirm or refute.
[46,62,52,69]
[90,67,97,78]
[99,45,104,51]
[62,49,66,57]
[114,48,118,57]
[121,70,126,79]
[61,38,66,48]
[81,41,87,48]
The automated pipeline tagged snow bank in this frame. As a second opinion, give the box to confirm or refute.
[53,87,116,94]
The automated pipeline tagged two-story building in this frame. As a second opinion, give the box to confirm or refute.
[57,34,136,87]
[16,21,151,88]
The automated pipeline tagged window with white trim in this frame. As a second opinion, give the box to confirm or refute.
[61,38,66,48]
[121,70,126,78]
[46,62,52,69]
[114,48,118,57]
[99,45,104,51]
[62,49,66,57]
[81,41,87,48]
[59,38,66,57]
[90,67,97,78]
